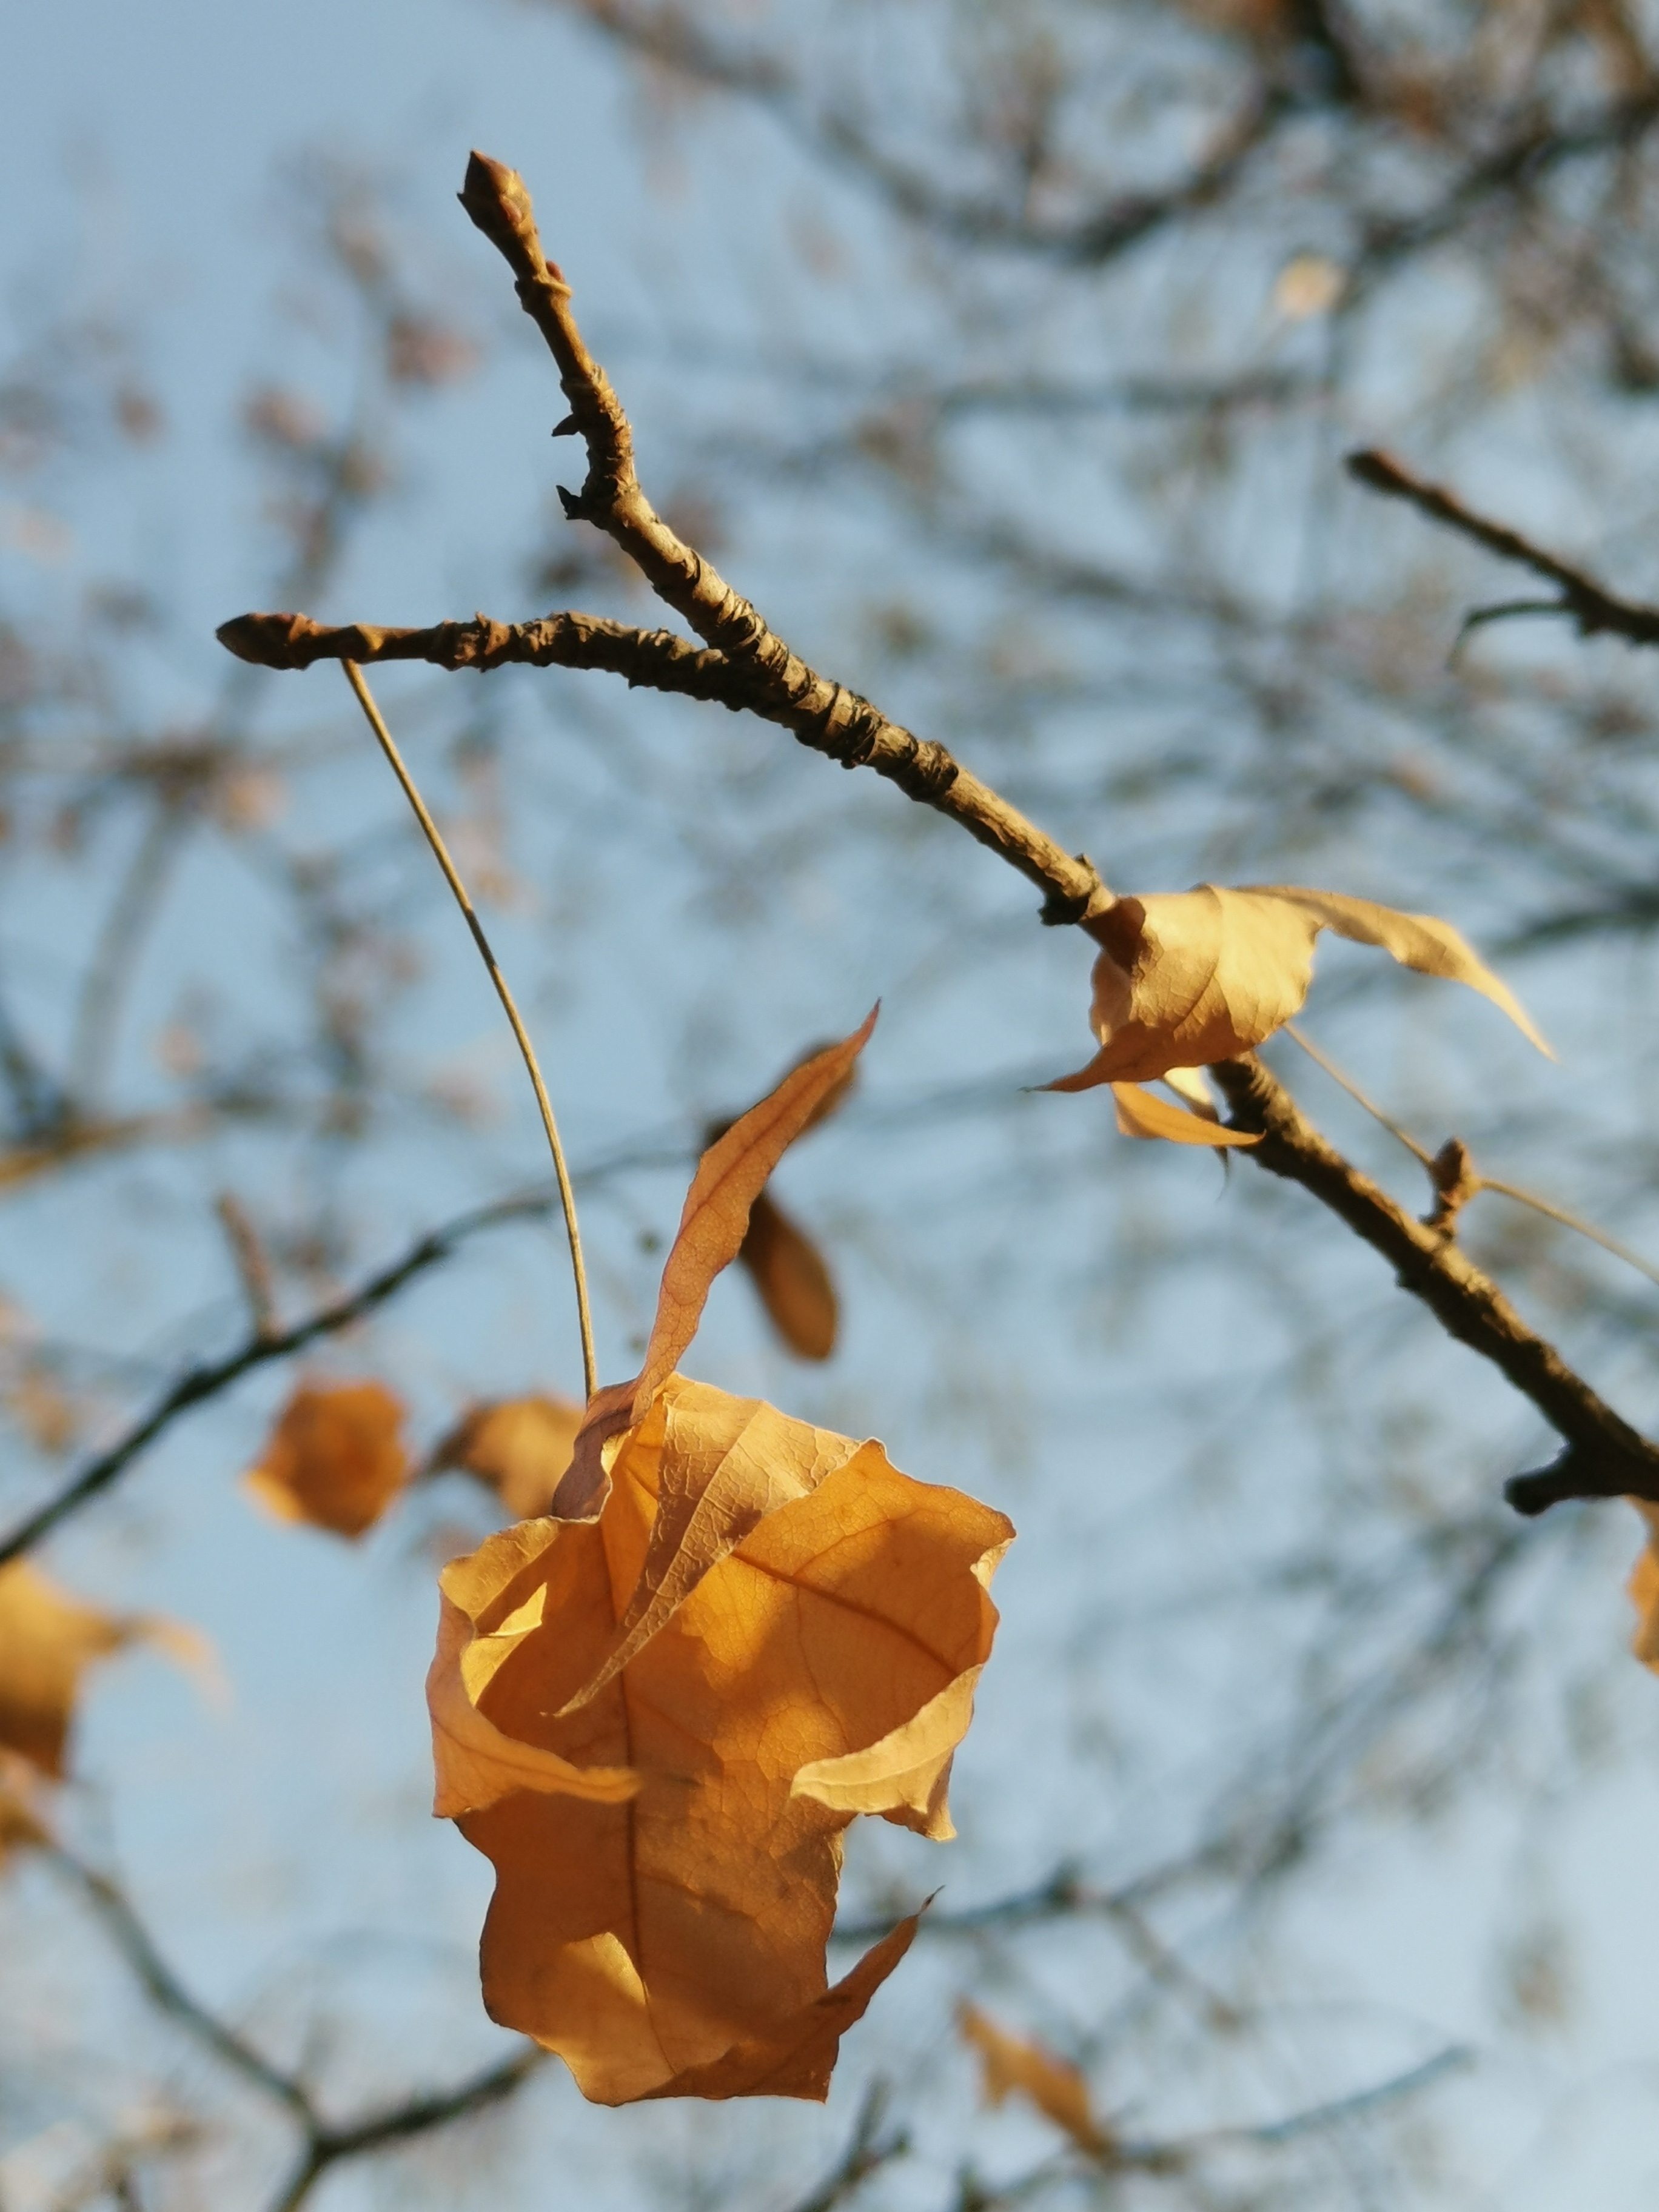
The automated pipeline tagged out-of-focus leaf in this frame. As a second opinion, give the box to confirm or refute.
[0,1751,50,1865]
[737,1190,838,1358]
[244,1380,407,1538]
[0,1561,198,1778]
[959,2001,1113,2155]
[435,1393,584,1519]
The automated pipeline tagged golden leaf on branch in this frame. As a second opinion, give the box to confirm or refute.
[435,1393,584,1520]
[428,1011,1014,2105]
[958,2001,1113,2156]
[244,1379,408,1538]
[0,1560,199,1779]
[1051,885,1549,1096]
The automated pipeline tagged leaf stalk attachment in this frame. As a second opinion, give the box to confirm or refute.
[341,659,597,1399]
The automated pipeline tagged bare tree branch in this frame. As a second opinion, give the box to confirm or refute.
[46,1840,548,2212]
[0,1189,554,1565]
[263,2047,548,2212]
[1209,1055,1659,1512]
[1346,447,1659,645]
[48,1845,315,2120]
[216,154,1659,1524]
[782,2080,907,2212]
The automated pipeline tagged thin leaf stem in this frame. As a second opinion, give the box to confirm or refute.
[341,660,597,1398]
[1285,1023,1659,1292]
[1476,1176,1659,1292]
[1283,1024,1435,1167]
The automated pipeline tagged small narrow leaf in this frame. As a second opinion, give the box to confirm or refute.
[637,1011,876,1409]
[958,2002,1113,2156]
[1110,1082,1259,1147]
[552,1013,876,1522]
[738,1191,839,1358]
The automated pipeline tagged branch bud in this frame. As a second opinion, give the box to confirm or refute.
[459,151,545,274]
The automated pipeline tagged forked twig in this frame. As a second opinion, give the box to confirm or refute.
[1346,447,1659,648]
[215,150,1659,1519]
[341,660,597,1399]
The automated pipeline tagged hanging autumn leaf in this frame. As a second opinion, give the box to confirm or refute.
[737,1189,839,1358]
[0,1560,203,1778]
[434,1393,584,1519]
[429,1011,1015,2105]
[712,1038,856,1361]
[244,1379,408,1537]
[1050,885,1549,1096]
[958,2001,1114,2157]
[1628,1501,1659,1668]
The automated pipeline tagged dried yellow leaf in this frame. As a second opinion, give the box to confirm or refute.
[958,2001,1113,2155]
[244,1379,408,1538]
[427,1012,1013,2105]
[432,1385,1007,2101]
[1110,1081,1259,1147]
[1051,885,1549,1093]
[553,1013,877,1524]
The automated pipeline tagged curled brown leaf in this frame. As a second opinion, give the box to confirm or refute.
[1052,885,1548,1093]
[427,1008,1012,2105]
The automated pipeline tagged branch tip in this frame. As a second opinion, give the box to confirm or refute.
[458,150,542,267]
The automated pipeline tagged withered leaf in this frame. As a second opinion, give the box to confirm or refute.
[637,1913,920,2101]
[0,1560,198,1779]
[244,1379,407,1538]
[552,1013,877,1524]
[737,1189,838,1359]
[1109,1081,1259,1148]
[637,1011,876,1414]
[429,1011,1013,2105]
[432,1386,1007,2102]
[434,1393,583,1519]
[958,2001,1113,2156]
[1051,885,1548,1092]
